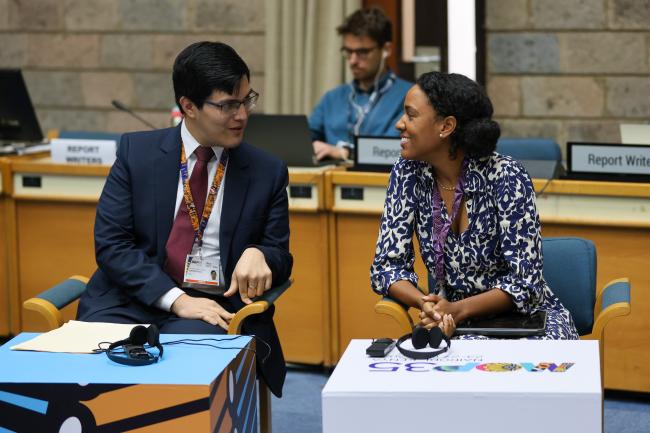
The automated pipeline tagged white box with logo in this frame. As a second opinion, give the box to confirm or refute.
[322,339,601,433]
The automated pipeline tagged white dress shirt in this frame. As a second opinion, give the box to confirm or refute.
[155,120,228,311]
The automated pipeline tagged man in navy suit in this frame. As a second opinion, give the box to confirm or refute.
[77,41,292,397]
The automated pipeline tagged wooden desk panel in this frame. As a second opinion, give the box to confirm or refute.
[0,174,8,336]
[274,212,332,365]
[334,214,428,361]
[274,169,334,365]
[16,201,97,331]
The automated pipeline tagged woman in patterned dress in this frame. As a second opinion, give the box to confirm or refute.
[370,71,578,340]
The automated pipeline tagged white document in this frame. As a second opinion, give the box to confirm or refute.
[11,320,146,354]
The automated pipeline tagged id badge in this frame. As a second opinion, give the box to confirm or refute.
[183,254,221,289]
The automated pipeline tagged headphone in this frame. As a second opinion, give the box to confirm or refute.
[106,325,164,366]
[395,325,451,360]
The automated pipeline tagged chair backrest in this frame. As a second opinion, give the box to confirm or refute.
[542,237,596,335]
[497,138,562,161]
[427,236,596,336]
[59,130,122,142]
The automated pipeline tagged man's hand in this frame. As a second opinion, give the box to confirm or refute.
[171,294,234,331]
[312,140,349,161]
[224,248,272,304]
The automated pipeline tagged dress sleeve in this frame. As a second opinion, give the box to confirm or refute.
[370,159,419,296]
[492,160,545,314]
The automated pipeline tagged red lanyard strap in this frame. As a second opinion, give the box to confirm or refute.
[179,145,228,248]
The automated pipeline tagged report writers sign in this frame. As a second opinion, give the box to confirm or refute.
[51,138,117,165]
[568,142,650,179]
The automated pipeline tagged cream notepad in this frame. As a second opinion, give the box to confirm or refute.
[11,320,146,354]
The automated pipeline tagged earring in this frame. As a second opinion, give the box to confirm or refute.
[439,133,443,138]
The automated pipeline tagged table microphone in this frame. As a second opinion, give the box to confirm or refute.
[111,100,158,130]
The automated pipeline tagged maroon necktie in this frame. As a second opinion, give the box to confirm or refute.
[164,146,215,285]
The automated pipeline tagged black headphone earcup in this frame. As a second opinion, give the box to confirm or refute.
[146,324,160,347]
[411,326,429,349]
[429,327,443,348]
[129,325,149,345]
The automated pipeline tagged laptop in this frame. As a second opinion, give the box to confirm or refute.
[620,123,650,145]
[243,114,335,167]
[455,311,547,337]
[0,69,43,152]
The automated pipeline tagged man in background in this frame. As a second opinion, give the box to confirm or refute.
[309,7,411,161]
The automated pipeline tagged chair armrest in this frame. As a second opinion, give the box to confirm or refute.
[374,297,413,334]
[227,279,292,335]
[22,275,88,330]
[591,278,631,341]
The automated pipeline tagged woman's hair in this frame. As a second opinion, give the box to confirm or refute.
[416,71,500,159]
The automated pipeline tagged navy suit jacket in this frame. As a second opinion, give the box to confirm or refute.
[77,125,292,396]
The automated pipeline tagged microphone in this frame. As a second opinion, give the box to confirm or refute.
[111,100,158,130]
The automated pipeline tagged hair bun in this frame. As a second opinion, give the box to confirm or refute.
[454,118,500,157]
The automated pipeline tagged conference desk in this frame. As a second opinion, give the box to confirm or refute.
[0,157,10,336]
[4,159,650,391]
[323,339,602,433]
[325,171,649,392]
[1,153,50,336]
[0,333,258,432]
[5,157,336,366]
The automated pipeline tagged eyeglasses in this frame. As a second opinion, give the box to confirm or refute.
[203,90,259,116]
[340,46,379,60]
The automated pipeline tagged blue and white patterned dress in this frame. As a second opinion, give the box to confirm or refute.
[370,153,579,340]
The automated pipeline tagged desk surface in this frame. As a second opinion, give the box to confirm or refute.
[0,333,253,385]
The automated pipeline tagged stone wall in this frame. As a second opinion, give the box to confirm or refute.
[486,0,650,156]
[0,0,265,134]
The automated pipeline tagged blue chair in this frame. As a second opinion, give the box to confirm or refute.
[497,138,562,162]
[375,237,631,362]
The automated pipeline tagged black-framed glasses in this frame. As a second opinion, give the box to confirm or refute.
[204,90,259,116]
[340,46,379,59]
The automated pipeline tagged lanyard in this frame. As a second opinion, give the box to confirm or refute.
[347,72,396,138]
[180,144,228,249]
[431,159,468,292]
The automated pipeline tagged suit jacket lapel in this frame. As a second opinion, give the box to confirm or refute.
[220,144,250,275]
[155,126,182,262]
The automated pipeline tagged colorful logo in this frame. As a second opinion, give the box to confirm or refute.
[368,362,575,373]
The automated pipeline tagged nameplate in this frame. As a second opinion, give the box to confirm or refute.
[353,136,401,172]
[51,138,117,165]
[567,142,650,180]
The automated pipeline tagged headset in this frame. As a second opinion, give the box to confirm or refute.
[100,324,271,367]
[395,325,451,360]
[106,325,163,366]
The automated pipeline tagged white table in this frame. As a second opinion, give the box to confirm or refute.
[323,339,601,433]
